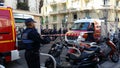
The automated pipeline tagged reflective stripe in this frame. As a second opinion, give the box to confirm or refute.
[0,40,14,43]
[22,40,34,43]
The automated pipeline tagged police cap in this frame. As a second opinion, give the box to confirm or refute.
[25,18,36,23]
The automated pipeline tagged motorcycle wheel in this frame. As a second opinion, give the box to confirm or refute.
[0,56,5,66]
[45,58,54,68]
[110,51,119,63]
[84,65,98,68]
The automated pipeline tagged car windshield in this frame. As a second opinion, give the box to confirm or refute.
[71,22,90,30]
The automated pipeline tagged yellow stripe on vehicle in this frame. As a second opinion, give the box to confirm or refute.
[0,40,15,43]
[9,8,16,41]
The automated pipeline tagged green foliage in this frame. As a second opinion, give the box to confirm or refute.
[17,2,29,10]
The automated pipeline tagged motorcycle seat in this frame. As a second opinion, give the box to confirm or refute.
[68,51,95,60]
[82,41,97,46]
[84,46,100,52]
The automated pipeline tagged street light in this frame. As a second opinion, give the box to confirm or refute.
[103,0,109,37]
[115,5,119,34]
[65,15,68,28]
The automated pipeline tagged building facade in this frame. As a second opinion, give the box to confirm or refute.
[1,0,42,33]
[41,0,120,31]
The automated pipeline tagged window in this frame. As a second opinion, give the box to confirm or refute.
[45,16,48,23]
[71,22,90,30]
[17,0,29,10]
[85,11,90,18]
[46,7,47,12]
[46,25,48,29]
[104,0,110,5]
[46,16,48,21]
[73,14,77,20]
[63,4,66,10]
[53,24,57,29]
[52,5,57,12]
[53,15,57,22]
[17,0,28,3]
[116,0,120,6]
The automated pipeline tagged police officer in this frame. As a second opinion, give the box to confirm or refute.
[22,18,48,68]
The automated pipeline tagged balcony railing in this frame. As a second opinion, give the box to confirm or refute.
[49,1,57,5]
[59,9,69,14]
[116,6,120,11]
[69,8,78,12]
[49,11,59,15]
[58,0,67,4]
[17,2,29,10]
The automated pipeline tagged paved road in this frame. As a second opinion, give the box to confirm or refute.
[6,50,27,68]
[4,43,120,68]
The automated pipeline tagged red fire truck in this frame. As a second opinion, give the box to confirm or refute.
[0,6,20,64]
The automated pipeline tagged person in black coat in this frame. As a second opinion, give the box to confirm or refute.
[22,18,49,68]
[86,24,95,42]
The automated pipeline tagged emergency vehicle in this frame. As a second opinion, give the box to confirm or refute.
[65,19,104,44]
[0,6,20,64]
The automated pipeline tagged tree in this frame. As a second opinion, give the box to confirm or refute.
[39,0,43,13]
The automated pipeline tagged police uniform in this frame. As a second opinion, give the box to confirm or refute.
[22,18,47,68]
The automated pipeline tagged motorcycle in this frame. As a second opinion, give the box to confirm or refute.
[66,40,100,68]
[45,42,72,68]
[45,39,100,68]
[96,38,119,63]
[67,37,119,64]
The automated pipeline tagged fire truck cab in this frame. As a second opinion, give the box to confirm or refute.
[0,6,20,64]
[65,19,104,44]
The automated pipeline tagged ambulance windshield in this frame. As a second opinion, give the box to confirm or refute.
[71,22,90,30]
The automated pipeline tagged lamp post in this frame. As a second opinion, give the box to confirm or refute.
[103,0,109,37]
[61,15,68,34]
[115,5,119,34]
[65,15,68,28]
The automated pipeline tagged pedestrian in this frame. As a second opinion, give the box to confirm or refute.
[109,29,114,41]
[86,24,95,42]
[21,18,49,68]
[118,29,120,51]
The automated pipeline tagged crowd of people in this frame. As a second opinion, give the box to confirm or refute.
[41,28,68,41]
[41,28,68,35]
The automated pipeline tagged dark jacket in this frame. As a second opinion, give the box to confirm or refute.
[22,28,48,51]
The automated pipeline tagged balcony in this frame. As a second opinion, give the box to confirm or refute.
[115,6,120,11]
[17,2,29,11]
[58,0,67,4]
[49,1,57,5]
[69,8,78,13]
[59,9,69,14]
[49,11,59,15]
[97,5,114,10]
